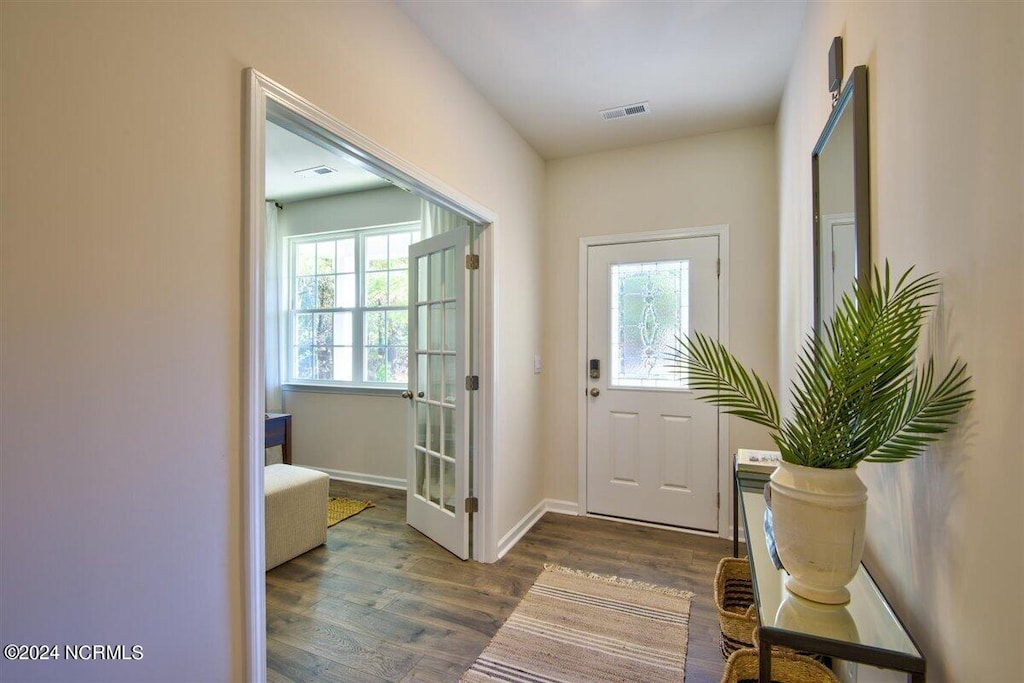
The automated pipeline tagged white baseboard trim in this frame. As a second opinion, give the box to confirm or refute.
[545,499,580,516]
[302,465,407,491]
[496,498,581,560]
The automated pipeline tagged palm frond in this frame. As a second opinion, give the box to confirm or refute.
[666,261,972,469]
[863,359,974,462]
[664,332,781,432]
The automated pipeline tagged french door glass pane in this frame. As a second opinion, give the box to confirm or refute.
[443,407,454,457]
[610,260,690,388]
[429,304,442,351]
[429,354,442,401]
[416,402,427,447]
[444,248,456,298]
[417,256,428,301]
[443,355,456,405]
[416,306,428,351]
[429,404,440,452]
[442,456,455,513]
[415,450,426,497]
[428,456,441,506]
[417,354,427,396]
[429,252,442,300]
[444,302,456,351]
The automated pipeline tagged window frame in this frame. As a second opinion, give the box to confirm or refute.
[282,220,421,392]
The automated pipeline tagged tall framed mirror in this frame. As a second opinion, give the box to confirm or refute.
[813,64,869,335]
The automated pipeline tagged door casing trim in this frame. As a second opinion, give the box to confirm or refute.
[244,68,498,683]
[576,224,731,539]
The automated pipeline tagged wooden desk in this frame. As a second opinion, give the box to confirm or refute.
[265,413,292,465]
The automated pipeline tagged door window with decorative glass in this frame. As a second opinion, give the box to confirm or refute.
[286,222,420,387]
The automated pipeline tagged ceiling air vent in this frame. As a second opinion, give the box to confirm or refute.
[600,101,650,121]
[294,165,337,178]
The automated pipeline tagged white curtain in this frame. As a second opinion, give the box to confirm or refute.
[265,202,283,413]
[420,199,465,238]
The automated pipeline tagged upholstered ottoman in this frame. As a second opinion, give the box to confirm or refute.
[264,464,329,570]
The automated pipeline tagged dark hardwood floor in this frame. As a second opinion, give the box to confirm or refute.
[266,481,738,683]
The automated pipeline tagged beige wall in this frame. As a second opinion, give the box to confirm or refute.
[0,3,544,681]
[776,2,1023,680]
[542,126,779,508]
[280,186,421,236]
[280,390,406,482]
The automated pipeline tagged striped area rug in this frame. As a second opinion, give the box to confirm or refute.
[462,564,694,683]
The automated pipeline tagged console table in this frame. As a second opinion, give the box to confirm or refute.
[265,413,292,465]
[735,468,926,683]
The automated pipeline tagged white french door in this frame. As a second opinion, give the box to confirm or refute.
[406,227,471,559]
[585,235,720,531]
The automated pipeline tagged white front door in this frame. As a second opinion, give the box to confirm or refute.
[406,227,471,559]
[585,236,720,531]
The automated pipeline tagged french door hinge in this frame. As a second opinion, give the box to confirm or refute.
[465,496,479,513]
[466,254,480,270]
[466,375,479,391]
[716,258,721,277]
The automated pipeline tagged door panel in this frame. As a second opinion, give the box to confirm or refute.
[610,412,640,484]
[407,227,470,559]
[660,414,693,490]
[586,236,720,531]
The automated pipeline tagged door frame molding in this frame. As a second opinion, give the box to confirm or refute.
[243,68,497,683]
[576,224,731,538]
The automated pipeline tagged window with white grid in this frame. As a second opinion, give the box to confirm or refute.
[286,222,420,387]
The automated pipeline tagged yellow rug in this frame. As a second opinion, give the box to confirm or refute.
[327,497,374,527]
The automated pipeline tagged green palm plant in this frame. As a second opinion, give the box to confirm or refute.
[666,263,973,468]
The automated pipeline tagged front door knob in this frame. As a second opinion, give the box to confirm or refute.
[589,387,600,397]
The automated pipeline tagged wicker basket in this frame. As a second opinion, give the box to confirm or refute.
[720,648,840,683]
[714,557,758,657]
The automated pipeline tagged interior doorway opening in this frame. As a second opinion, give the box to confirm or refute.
[244,69,497,683]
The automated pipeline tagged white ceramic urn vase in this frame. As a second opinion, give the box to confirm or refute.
[769,461,868,604]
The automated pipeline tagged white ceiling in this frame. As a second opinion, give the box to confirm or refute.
[265,121,391,203]
[397,0,808,159]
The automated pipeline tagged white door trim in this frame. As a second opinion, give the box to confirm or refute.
[576,224,731,538]
[243,68,499,683]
